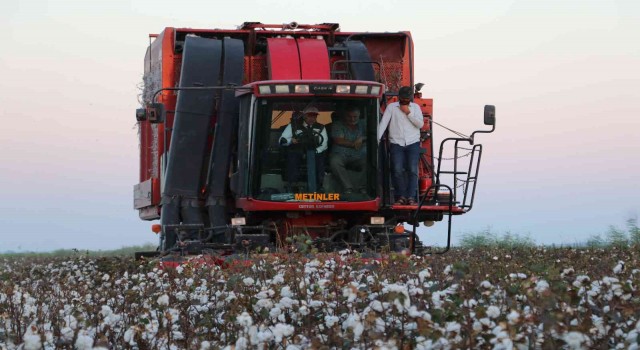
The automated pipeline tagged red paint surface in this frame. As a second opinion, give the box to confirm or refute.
[297,39,330,79]
[267,38,301,79]
[236,198,380,211]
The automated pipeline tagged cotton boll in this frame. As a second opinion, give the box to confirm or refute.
[507,310,520,325]
[281,286,293,298]
[235,336,249,350]
[613,261,625,274]
[74,331,94,350]
[236,312,253,328]
[562,331,591,349]
[271,323,294,342]
[157,294,170,306]
[60,326,74,342]
[486,306,501,319]
[480,280,493,289]
[535,280,550,293]
[22,325,42,350]
[325,315,339,328]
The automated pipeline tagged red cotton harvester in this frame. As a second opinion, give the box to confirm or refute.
[133,22,496,262]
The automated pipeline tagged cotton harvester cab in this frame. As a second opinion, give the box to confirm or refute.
[133,22,496,260]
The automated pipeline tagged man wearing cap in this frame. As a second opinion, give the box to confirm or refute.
[377,86,424,205]
[280,106,328,191]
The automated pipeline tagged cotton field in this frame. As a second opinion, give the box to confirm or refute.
[1,247,639,349]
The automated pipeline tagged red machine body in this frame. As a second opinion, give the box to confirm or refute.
[133,22,494,256]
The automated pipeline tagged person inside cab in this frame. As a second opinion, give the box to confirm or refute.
[329,105,367,196]
[279,106,328,192]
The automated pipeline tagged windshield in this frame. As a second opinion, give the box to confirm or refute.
[251,97,379,202]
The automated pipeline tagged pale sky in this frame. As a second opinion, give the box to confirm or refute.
[1,0,638,251]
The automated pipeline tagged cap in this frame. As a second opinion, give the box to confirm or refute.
[303,106,320,115]
[398,86,413,99]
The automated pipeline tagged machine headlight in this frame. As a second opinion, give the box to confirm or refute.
[231,217,246,226]
[370,216,385,225]
[294,85,309,93]
[258,85,272,94]
[336,85,350,94]
[274,85,290,93]
[355,85,369,94]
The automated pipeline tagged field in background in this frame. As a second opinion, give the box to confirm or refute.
[1,245,639,349]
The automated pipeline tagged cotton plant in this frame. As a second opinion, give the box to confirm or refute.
[1,246,639,349]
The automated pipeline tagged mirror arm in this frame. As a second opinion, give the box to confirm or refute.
[470,123,496,144]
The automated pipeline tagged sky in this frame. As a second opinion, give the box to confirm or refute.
[0,0,638,252]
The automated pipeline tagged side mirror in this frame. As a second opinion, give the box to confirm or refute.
[484,105,496,126]
[135,108,147,122]
[146,103,166,123]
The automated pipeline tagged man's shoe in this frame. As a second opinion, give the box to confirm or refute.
[406,197,418,206]
[394,197,407,205]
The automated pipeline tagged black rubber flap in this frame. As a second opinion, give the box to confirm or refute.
[163,36,222,198]
[206,38,244,232]
[345,41,376,81]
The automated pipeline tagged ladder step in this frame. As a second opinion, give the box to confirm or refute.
[439,171,467,174]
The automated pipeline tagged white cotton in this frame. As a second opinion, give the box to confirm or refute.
[102,273,110,281]
[418,269,431,282]
[74,331,94,350]
[343,285,358,303]
[100,305,113,319]
[562,331,590,349]
[22,327,42,350]
[257,328,275,342]
[299,305,310,316]
[486,305,501,319]
[157,294,170,306]
[309,300,323,308]
[613,261,625,274]
[269,306,282,319]
[446,322,461,333]
[200,341,211,350]
[370,300,384,312]
[235,336,249,350]
[432,291,445,309]
[443,265,453,275]
[480,280,493,289]
[64,314,78,330]
[507,310,520,325]
[236,312,253,328]
[271,323,294,342]
[60,326,74,342]
[243,277,255,286]
[271,274,285,285]
[123,327,137,345]
[342,314,364,341]
[463,299,478,308]
[325,315,340,328]
[278,296,298,309]
[175,291,187,301]
[535,280,550,293]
